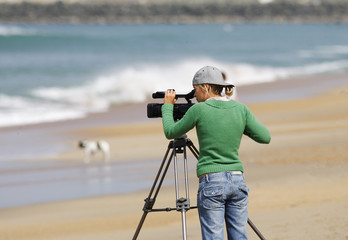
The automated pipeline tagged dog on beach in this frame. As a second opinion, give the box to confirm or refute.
[78,140,110,163]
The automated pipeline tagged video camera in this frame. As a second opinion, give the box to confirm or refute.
[147,89,195,121]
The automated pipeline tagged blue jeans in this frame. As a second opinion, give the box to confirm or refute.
[197,171,249,240]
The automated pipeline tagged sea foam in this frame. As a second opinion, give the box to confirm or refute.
[0,25,36,36]
[1,58,348,127]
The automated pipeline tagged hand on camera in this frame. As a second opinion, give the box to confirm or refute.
[164,89,177,104]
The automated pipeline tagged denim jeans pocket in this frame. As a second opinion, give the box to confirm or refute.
[235,185,249,207]
[201,186,224,209]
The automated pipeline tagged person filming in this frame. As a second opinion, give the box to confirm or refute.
[161,66,271,240]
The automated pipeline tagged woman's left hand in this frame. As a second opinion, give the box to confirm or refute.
[164,89,176,104]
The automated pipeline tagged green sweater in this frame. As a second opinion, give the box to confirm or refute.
[162,100,271,177]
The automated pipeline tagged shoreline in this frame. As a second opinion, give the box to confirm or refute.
[0,72,347,162]
[1,71,347,130]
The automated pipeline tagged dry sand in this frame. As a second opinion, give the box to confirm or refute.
[0,74,348,240]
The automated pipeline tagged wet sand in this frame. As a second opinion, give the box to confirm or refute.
[0,73,348,239]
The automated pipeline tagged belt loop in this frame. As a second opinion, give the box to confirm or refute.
[227,171,232,181]
[205,174,209,183]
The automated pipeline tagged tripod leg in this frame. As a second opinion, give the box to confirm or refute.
[181,141,190,240]
[248,218,267,240]
[132,145,174,240]
[133,211,149,240]
[187,139,199,160]
[172,138,192,240]
[181,209,188,240]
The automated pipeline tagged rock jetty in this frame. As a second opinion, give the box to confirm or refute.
[0,1,347,23]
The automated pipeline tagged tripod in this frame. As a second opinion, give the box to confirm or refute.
[132,136,267,240]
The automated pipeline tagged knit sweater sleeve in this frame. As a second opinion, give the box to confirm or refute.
[244,106,271,144]
[161,103,196,139]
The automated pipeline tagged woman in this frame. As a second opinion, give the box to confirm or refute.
[161,66,271,240]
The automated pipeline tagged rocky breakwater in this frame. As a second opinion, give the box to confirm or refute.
[0,1,347,23]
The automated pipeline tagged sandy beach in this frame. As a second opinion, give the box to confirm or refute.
[0,73,348,240]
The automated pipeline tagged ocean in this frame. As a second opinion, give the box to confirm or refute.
[1,23,348,128]
[1,22,348,208]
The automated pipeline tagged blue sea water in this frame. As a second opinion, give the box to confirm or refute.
[1,23,348,127]
[1,23,348,208]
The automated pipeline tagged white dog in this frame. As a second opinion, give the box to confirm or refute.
[78,140,110,163]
